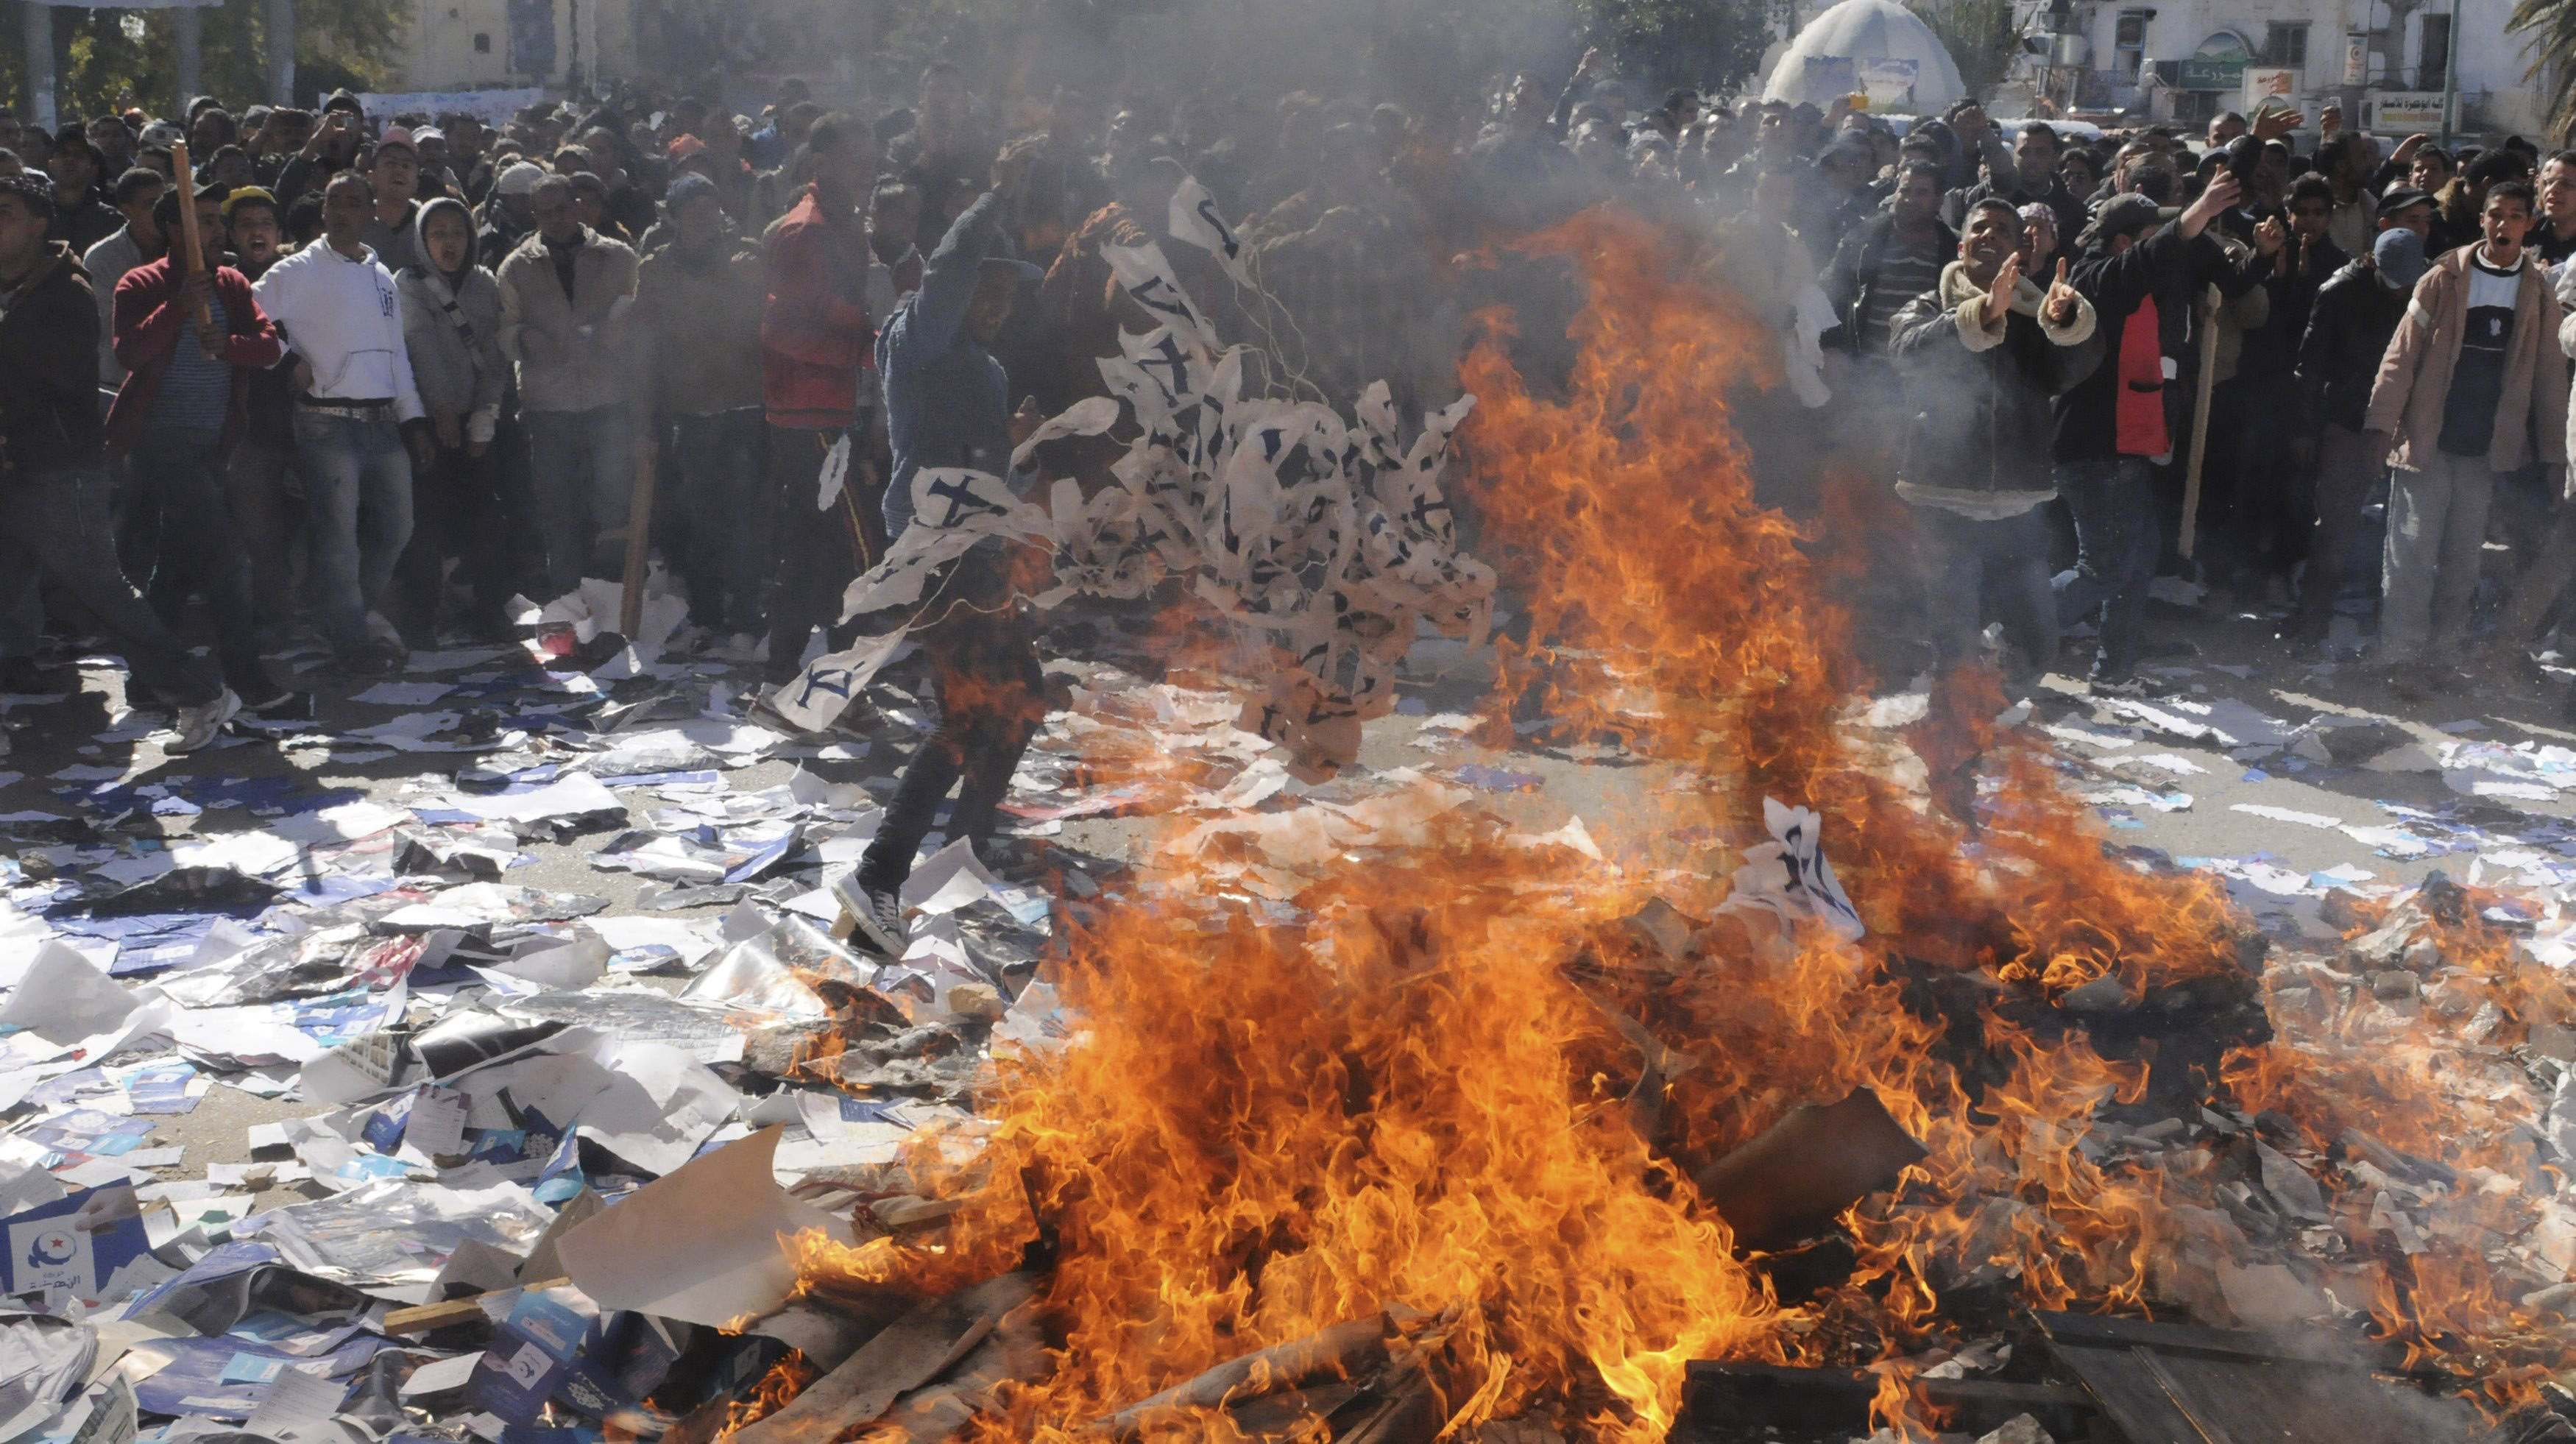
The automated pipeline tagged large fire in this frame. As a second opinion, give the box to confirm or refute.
[750,210,2569,1437]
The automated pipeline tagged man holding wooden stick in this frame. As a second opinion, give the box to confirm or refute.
[105,177,294,712]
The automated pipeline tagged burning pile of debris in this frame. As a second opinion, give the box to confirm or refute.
[461,213,2576,1444]
[10,205,2575,1444]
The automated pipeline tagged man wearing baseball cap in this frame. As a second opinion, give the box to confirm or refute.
[2376,184,2435,246]
[2052,174,2265,695]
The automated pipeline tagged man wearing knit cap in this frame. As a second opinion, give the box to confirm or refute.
[2290,227,2424,648]
[481,160,544,269]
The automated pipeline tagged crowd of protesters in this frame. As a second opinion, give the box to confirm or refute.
[4,56,2576,793]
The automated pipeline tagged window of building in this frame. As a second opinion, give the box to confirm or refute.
[2418,13,2451,89]
[2262,21,2309,66]
[2115,10,2150,77]
[475,32,492,52]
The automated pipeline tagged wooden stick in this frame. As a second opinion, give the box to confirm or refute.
[2178,280,2223,560]
[732,1273,1038,1444]
[620,436,656,637]
[167,141,212,328]
[381,1275,569,1334]
[1087,1316,1393,1441]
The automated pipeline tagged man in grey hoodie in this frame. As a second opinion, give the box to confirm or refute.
[392,196,513,643]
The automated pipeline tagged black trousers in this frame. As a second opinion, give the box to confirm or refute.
[857,557,1046,885]
[762,423,884,684]
[391,440,519,643]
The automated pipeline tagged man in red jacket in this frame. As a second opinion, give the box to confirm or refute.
[757,112,882,697]
[107,181,291,709]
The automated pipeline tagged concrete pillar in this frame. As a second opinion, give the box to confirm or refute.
[266,0,297,105]
[21,1,57,133]
[174,4,202,118]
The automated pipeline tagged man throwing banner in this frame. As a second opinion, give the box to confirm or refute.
[840,139,1052,958]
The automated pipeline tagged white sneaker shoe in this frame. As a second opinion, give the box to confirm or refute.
[168,689,241,754]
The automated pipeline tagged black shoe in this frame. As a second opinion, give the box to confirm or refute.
[834,873,908,958]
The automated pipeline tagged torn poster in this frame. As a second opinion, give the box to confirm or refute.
[1717,798,1867,943]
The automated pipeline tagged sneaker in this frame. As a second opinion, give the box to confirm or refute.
[167,689,241,754]
[710,632,765,665]
[835,874,908,958]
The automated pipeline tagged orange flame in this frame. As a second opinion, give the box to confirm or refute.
[751,208,2548,1437]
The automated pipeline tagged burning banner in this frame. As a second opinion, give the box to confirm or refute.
[796,210,1495,779]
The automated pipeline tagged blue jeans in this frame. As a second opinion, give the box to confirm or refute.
[1913,503,2057,676]
[293,409,415,651]
[130,426,272,698]
[525,406,634,598]
[0,468,220,705]
[2051,456,2161,682]
[671,409,769,631]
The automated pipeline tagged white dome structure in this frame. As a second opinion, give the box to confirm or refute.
[1763,0,1967,116]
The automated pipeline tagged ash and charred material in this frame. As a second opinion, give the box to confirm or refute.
[2034,1310,2488,1444]
[1691,1089,1928,1251]
[1890,926,2272,1114]
[1677,1361,2092,1440]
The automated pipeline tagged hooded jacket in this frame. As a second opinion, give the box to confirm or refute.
[397,197,509,445]
[2295,258,2409,432]
[495,223,638,414]
[2053,222,2262,461]
[2365,244,2569,473]
[1889,259,2101,516]
[0,243,106,480]
[103,250,286,459]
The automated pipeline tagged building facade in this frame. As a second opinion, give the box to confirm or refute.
[394,0,637,92]
[2018,0,2558,141]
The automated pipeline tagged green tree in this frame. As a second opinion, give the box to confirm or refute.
[1577,0,1784,93]
[1908,0,2024,103]
[7,0,405,126]
[2507,0,2576,144]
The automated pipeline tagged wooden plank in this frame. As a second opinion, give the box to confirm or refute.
[2043,1333,2481,1444]
[2133,1347,2241,1444]
[2049,1340,2212,1443]
[2032,1310,2410,1370]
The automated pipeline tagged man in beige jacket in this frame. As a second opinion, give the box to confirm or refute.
[2363,180,2568,674]
[497,174,638,598]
